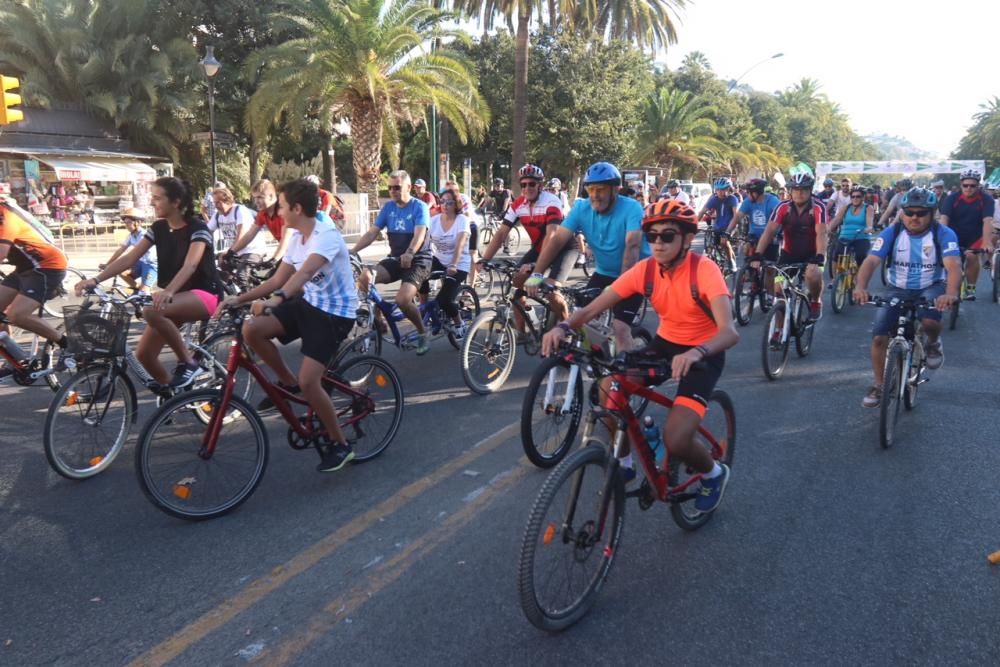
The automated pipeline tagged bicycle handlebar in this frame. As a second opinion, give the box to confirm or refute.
[865,296,938,311]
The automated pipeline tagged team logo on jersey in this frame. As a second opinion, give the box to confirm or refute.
[872,238,884,251]
[923,245,932,257]
[946,241,958,252]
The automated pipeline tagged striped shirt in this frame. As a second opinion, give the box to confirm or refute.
[869,223,959,290]
[282,218,358,318]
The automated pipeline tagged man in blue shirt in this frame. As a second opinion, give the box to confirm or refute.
[938,168,995,300]
[727,178,780,293]
[700,177,740,271]
[352,170,434,354]
[527,161,647,350]
[853,187,960,408]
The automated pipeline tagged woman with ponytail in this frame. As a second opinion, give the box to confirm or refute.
[78,177,223,388]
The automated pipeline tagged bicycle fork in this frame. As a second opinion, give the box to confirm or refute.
[544,363,580,414]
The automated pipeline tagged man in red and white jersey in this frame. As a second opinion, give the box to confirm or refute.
[479,163,577,325]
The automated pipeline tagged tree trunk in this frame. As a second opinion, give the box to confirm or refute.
[511,4,531,197]
[321,134,334,191]
[547,0,557,30]
[249,134,260,188]
[665,157,674,181]
[350,101,383,209]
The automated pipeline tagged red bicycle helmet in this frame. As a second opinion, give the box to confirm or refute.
[517,163,545,181]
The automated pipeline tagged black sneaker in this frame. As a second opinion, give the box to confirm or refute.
[316,440,355,473]
[0,365,14,381]
[257,383,301,411]
[168,361,202,389]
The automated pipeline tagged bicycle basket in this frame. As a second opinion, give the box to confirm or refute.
[63,303,131,359]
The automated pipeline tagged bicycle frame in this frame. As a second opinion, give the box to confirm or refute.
[367,283,450,349]
[772,265,810,343]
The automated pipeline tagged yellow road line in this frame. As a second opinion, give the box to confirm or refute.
[129,420,521,667]
[259,463,532,665]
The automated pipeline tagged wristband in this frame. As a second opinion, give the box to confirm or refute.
[556,322,573,334]
[525,274,544,288]
[695,344,710,359]
[273,289,287,302]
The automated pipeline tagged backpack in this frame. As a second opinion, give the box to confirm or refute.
[885,221,945,267]
[643,253,715,322]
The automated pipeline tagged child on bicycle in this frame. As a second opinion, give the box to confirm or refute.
[216,178,359,473]
[542,199,739,513]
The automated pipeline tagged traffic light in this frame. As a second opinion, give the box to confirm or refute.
[0,76,24,125]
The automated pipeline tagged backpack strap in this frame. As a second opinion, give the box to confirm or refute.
[643,256,656,298]
[688,253,716,322]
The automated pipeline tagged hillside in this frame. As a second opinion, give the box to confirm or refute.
[864,134,937,160]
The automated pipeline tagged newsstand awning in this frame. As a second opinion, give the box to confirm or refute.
[36,157,157,182]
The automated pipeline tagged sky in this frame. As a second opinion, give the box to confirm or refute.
[658,0,998,157]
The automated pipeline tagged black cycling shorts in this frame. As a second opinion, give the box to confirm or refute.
[377,253,433,288]
[636,336,724,414]
[272,297,355,365]
[1,268,66,304]
[584,272,643,326]
[468,223,479,252]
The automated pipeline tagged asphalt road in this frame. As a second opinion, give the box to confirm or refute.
[2,265,1000,666]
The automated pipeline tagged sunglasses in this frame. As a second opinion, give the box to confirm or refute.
[520,181,539,189]
[961,183,979,189]
[644,230,681,244]
[902,209,930,218]
[441,199,456,205]
[850,195,863,199]
[388,185,403,191]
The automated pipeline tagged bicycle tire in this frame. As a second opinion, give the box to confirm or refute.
[831,273,849,314]
[518,445,625,632]
[948,299,960,330]
[447,286,481,349]
[669,389,736,531]
[327,355,404,462]
[43,267,88,318]
[582,252,595,278]
[904,354,920,411]
[993,254,1000,304]
[506,226,522,255]
[733,265,756,326]
[43,364,137,480]
[461,310,516,394]
[480,226,494,249]
[879,343,905,449]
[761,301,790,380]
[794,297,814,357]
[521,356,584,468]
[473,266,497,302]
[135,390,269,521]
[331,329,382,370]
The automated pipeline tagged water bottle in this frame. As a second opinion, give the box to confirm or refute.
[0,331,29,363]
[525,305,541,329]
[643,415,665,467]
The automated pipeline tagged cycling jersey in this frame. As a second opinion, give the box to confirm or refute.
[740,193,780,238]
[703,193,739,232]
[282,218,358,319]
[611,253,729,346]
[839,203,870,241]
[210,204,267,256]
[869,222,959,290]
[502,191,564,253]
[255,204,284,241]
[771,200,825,258]
[144,219,222,296]
[0,203,68,271]
[561,196,650,278]
[374,198,430,258]
[940,190,995,245]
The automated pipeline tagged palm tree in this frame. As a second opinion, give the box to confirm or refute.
[777,77,825,109]
[634,87,727,178]
[723,125,785,179]
[453,0,685,191]
[248,0,489,203]
[680,50,711,71]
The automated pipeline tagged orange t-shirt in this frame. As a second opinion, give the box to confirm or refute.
[0,204,67,271]
[611,254,729,346]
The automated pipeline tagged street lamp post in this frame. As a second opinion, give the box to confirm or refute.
[200,46,222,186]
[728,52,783,92]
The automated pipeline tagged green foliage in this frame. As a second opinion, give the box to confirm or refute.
[953,97,1000,172]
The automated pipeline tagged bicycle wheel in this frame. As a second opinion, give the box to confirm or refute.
[327,355,403,462]
[794,297,815,357]
[733,265,756,326]
[480,226,494,249]
[831,273,849,314]
[473,266,497,302]
[461,310,516,394]
[505,226,522,254]
[993,254,1000,304]
[43,364,136,480]
[447,286,481,349]
[879,343,905,449]
[201,332,254,401]
[43,267,88,318]
[948,299,960,330]
[518,445,625,633]
[582,252,595,278]
[669,389,736,531]
[135,390,269,521]
[521,356,584,468]
[761,301,790,380]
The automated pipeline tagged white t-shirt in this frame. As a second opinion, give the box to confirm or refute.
[663,190,691,205]
[426,214,472,272]
[281,218,358,319]
[826,190,851,216]
[209,204,266,256]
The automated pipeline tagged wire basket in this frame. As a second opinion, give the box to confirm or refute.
[63,303,131,359]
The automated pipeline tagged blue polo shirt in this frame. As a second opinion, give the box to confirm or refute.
[562,196,649,278]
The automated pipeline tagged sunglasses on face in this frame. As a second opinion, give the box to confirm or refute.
[441,199,456,205]
[520,181,539,189]
[851,195,863,199]
[961,183,979,189]
[644,230,681,244]
[388,185,403,191]
[902,209,930,218]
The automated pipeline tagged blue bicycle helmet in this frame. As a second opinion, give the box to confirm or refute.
[713,177,733,190]
[899,186,937,209]
[823,178,835,186]
[582,162,622,186]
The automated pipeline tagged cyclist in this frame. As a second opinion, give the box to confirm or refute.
[480,163,574,329]
[818,178,836,205]
[931,180,947,221]
[546,177,571,213]
[209,186,265,258]
[485,178,513,216]
[528,161,645,351]
[877,178,912,228]
[824,178,853,219]
[939,168,995,300]
[412,178,438,213]
[78,177,224,388]
[827,186,875,271]
[853,187,960,407]
[541,199,738,512]
[216,178,359,472]
[225,179,292,263]
[0,192,70,378]
[99,208,158,294]
[351,170,433,354]
[751,172,827,321]
[417,189,471,336]
[727,178,780,293]
[700,177,739,272]
[660,179,691,205]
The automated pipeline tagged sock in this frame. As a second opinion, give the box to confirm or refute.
[621,454,633,469]
[703,462,722,479]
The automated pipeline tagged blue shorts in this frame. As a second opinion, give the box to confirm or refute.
[871,284,944,337]
[131,260,158,286]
